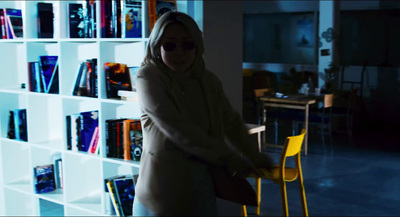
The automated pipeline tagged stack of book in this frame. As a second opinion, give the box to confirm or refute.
[66,110,100,154]
[104,174,137,216]
[100,0,142,38]
[28,55,59,94]
[68,0,96,38]
[7,108,28,142]
[105,62,133,99]
[72,58,98,98]
[106,118,142,161]
[0,8,23,39]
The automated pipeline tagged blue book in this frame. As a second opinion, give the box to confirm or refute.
[122,0,142,38]
[34,164,56,194]
[80,110,99,152]
[13,109,20,140]
[39,55,59,94]
[5,8,23,39]
[113,177,135,216]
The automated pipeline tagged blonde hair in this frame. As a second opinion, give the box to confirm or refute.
[142,12,205,72]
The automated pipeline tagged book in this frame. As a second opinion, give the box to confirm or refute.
[4,8,23,39]
[105,62,132,99]
[51,153,62,189]
[68,3,84,38]
[87,126,100,154]
[131,130,143,162]
[6,110,15,139]
[122,0,142,38]
[37,2,54,38]
[104,175,127,215]
[123,119,142,161]
[129,66,140,91]
[148,0,177,32]
[39,55,59,94]
[15,109,28,142]
[80,110,99,152]
[106,180,123,216]
[34,164,56,194]
[113,177,135,216]
[72,62,86,96]
[0,9,6,39]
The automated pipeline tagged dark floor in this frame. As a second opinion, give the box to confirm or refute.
[245,121,400,216]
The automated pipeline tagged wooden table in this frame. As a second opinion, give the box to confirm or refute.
[259,94,321,155]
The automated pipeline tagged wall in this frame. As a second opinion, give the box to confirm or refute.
[203,1,243,115]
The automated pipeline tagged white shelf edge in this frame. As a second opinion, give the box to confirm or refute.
[34,188,65,205]
[0,138,29,145]
[66,192,102,215]
[4,180,31,195]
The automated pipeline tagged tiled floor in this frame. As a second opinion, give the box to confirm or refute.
[247,122,400,216]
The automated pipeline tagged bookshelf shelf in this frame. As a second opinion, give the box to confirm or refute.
[0,0,183,215]
[0,0,200,215]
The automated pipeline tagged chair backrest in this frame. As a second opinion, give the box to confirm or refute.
[323,94,334,108]
[282,129,306,157]
[254,88,273,98]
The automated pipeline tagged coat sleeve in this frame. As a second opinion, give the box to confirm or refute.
[136,67,234,165]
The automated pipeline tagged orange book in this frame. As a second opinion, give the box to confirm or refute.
[148,0,177,32]
[123,119,142,160]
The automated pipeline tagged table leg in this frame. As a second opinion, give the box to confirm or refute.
[262,103,266,145]
[304,104,309,155]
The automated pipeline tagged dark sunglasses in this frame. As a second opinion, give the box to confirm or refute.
[161,41,195,52]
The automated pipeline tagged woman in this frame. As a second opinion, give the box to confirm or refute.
[133,11,273,216]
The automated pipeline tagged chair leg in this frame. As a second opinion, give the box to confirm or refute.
[256,177,261,215]
[297,175,309,216]
[241,205,248,217]
[280,181,289,217]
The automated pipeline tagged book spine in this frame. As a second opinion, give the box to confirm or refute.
[13,109,20,140]
[34,62,42,92]
[123,120,132,160]
[0,9,6,39]
[106,181,121,216]
[148,0,156,32]
[66,115,72,150]
[72,62,85,96]
[7,110,15,139]
[116,120,121,158]
[19,109,28,141]
[88,126,99,154]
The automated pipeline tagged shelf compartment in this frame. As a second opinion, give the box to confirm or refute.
[63,153,102,205]
[1,142,31,190]
[3,188,35,216]
[0,43,28,90]
[0,93,28,139]
[59,41,99,96]
[27,94,63,144]
[39,198,65,216]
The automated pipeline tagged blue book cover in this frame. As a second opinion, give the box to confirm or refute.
[113,177,135,216]
[80,110,98,152]
[39,55,59,94]
[123,0,142,38]
[34,164,56,194]
[5,8,23,38]
[17,109,28,142]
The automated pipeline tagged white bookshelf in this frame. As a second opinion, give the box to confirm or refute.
[0,0,196,215]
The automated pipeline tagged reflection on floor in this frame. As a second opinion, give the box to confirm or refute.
[247,123,400,216]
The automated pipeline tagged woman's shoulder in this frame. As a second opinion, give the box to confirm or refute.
[137,64,161,77]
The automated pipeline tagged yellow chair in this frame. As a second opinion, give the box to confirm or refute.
[242,129,308,217]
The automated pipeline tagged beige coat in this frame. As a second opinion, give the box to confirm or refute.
[135,63,260,215]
